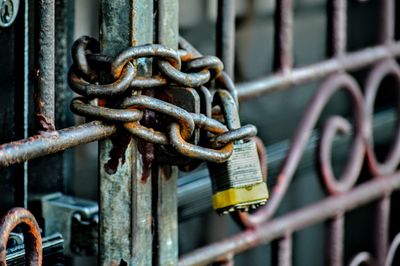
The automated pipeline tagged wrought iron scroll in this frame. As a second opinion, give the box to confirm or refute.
[179,0,400,265]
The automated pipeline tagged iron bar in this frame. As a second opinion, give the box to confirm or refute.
[0,121,116,168]
[98,0,153,265]
[155,0,179,264]
[327,0,346,57]
[326,213,344,266]
[0,98,396,214]
[14,0,31,208]
[36,0,55,132]
[21,0,29,209]
[237,42,400,101]
[216,0,235,78]
[273,0,293,72]
[272,233,292,266]
[178,173,400,265]
[379,0,395,44]
[374,194,390,266]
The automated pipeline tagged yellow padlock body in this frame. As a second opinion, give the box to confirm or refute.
[212,182,269,211]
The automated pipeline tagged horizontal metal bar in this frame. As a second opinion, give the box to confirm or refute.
[0,121,116,168]
[178,109,396,220]
[237,42,400,101]
[178,173,400,265]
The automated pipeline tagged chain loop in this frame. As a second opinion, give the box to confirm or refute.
[71,97,143,123]
[121,95,195,141]
[111,44,181,79]
[68,62,135,97]
[68,36,257,163]
[71,35,100,82]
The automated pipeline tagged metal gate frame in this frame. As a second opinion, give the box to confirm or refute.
[0,0,400,265]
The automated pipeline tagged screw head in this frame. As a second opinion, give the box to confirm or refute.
[0,0,18,28]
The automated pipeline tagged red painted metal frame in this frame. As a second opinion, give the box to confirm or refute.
[180,0,400,265]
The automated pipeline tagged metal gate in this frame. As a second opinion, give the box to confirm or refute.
[0,0,399,265]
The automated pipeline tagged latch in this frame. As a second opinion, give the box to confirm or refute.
[40,193,98,256]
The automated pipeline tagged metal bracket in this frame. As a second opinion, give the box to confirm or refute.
[40,193,98,256]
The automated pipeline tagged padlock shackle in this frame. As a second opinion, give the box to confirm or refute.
[213,90,241,130]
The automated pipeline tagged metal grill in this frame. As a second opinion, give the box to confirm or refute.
[0,0,399,265]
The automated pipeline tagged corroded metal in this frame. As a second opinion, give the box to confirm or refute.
[98,0,153,265]
[0,208,42,266]
[68,36,253,164]
[0,0,399,264]
[0,121,116,168]
[35,0,55,132]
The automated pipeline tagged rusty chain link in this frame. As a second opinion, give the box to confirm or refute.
[68,36,255,163]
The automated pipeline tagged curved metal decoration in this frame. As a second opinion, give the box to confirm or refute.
[234,59,400,229]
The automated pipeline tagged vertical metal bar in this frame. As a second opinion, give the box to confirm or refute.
[374,194,390,266]
[154,166,179,265]
[55,0,75,192]
[36,0,55,132]
[273,0,293,72]
[374,2,393,264]
[379,0,395,44]
[216,0,235,78]
[326,213,344,266]
[327,0,347,57]
[22,0,29,208]
[98,1,153,265]
[155,0,179,265]
[272,233,292,266]
[14,0,30,208]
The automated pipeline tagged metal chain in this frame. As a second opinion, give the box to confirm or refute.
[68,36,255,163]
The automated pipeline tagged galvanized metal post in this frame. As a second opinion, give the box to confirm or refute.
[98,1,153,265]
[155,0,179,265]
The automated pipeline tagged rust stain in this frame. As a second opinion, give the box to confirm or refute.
[139,141,154,183]
[104,132,131,175]
[0,208,42,265]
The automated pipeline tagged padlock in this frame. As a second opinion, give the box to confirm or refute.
[208,90,268,214]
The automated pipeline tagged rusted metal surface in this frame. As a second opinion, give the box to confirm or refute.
[0,121,116,168]
[35,0,55,132]
[68,37,253,165]
[0,0,399,264]
[98,0,152,265]
[0,208,42,266]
